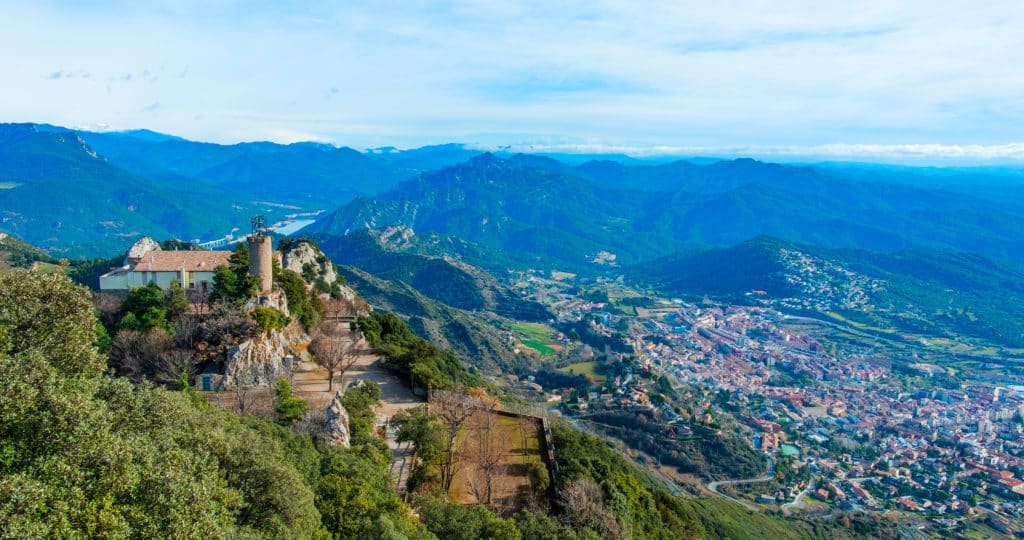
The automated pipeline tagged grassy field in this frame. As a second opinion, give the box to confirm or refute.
[825,311,897,334]
[612,302,638,316]
[521,339,558,356]
[512,322,563,357]
[557,361,606,384]
[448,411,546,509]
[0,259,65,276]
[512,322,555,341]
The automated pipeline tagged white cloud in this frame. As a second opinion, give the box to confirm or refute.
[1,1,1022,158]
[483,142,1024,163]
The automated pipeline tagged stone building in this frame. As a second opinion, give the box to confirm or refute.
[99,217,281,299]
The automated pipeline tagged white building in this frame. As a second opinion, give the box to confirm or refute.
[99,237,232,295]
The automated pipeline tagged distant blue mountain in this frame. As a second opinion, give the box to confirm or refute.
[311,153,1024,268]
[0,123,488,256]
[4,122,1024,263]
[0,123,241,256]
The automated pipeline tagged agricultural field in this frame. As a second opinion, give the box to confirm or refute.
[511,322,563,357]
[557,361,606,384]
[611,302,638,316]
[448,410,548,511]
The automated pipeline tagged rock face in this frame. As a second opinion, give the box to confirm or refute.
[126,236,161,262]
[220,329,297,389]
[282,239,361,301]
[321,391,351,448]
[255,289,290,317]
[283,240,339,285]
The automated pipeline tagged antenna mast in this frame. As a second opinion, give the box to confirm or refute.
[251,215,268,238]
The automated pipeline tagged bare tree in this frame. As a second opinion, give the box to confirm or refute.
[321,298,352,320]
[351,297,370,317]
[154,348,197,387]
[292,394,331,437]
[110,328,173,383]
[465,404,511,507]
[233,381,265,416]
[431,389,478,495]
[309,323,359,391]
[193,289,211,317]
[560,477,624,540]
[173,314,202,351]
[92,292,123,328]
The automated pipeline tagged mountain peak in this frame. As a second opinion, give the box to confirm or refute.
[465,152,503,166]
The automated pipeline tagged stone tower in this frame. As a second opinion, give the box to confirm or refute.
[247,215,274,295]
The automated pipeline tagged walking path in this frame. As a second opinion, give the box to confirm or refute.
[388,440,415,500]
[292,330,425,496]
[291,331,422,414]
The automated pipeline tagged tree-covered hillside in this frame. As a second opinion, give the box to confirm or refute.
[311,230,550,321]
[0,270,428,538]
[0,258,898,538]
[632,236,1024,348]
[311,153,1024,268]
[0,124,241,256]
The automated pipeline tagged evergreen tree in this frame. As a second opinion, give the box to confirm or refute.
[166,279,189,319]
[211,244,260,302]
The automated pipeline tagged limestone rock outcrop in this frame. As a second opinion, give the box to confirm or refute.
[220,329,297,389]
[281,239,360,301]
[321,390,351,448]
[283,241,338,284]
[126,236,161,262]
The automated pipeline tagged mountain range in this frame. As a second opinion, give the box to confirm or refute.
[0,123,482,256]
[311,152,1024,270]
[309,228,549,321]
[5,122,1024,269]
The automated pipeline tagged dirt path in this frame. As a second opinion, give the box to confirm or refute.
[292,329,425,496]
[291,330,423,418]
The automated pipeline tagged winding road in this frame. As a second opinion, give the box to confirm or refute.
[779,478,817,515]
[705,455,818,515]
[705,455,775,511]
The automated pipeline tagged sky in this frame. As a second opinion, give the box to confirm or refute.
[2,1,1023,162]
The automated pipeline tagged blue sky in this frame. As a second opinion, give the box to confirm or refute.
[3,1,1023,162]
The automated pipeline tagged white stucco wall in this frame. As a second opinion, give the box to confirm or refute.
[100,270,218,292]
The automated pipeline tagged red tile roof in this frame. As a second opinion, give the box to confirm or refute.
[131,251,233,272]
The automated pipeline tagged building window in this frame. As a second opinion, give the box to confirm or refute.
[201,281,208,292]
[189,282,195,289]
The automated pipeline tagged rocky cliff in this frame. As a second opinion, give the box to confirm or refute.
[220,328,305,389]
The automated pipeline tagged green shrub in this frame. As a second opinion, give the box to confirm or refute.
[274,379,307,425]
[252,305,289,332]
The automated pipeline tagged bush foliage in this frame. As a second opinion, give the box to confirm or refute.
[0,270,429,539]
[358,312,485,390]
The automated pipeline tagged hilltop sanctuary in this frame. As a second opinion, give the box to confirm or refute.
[99,221,277,299]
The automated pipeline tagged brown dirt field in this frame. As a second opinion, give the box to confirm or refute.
[447,412,546,512]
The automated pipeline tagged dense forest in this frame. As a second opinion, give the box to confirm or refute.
[0,270,429,538]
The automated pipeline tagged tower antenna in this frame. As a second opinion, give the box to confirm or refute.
[251,215,268,238]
